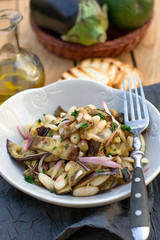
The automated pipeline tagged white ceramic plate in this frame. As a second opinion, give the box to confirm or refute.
[0,79,160,208]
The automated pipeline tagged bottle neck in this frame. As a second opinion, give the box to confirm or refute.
[0,27,20,60]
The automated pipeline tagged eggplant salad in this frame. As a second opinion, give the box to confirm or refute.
[7,102,148,197]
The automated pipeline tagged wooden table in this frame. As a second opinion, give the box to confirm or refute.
[1,0,160,86]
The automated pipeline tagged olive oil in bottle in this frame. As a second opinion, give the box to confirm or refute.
[0,9,45,104]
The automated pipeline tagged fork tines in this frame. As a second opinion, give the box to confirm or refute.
[123,77,149,123]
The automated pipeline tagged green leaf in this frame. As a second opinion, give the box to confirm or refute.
[50,189,54,193]
[52,146,57,150]
[24,176,35,184]
[80,121,89,129]
[49,131,53,137]
[71,110,80,118]
[42,168,46,174]
[38,118,42,123]
[121,124,131,132]
[97,112,105,119]
[111,122,118,132]
[65,144,69,149]
[64,173,68,179]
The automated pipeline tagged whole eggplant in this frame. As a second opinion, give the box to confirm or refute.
[30,0,79,35]
[30,0,108,46]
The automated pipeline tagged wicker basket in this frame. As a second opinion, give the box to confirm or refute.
[30,14,153,61]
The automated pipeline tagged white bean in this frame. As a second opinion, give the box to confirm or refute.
[54,172,68,190]
[65,161,76,172]
[38,173,55,190]
[90,175,110,187]
[70,132,80,144]
[76,112,83,122]
[92,119,106,134]
[43,114,56,124]
[44,123,58,131]
[84,113,91,121]
[73,186,99,197]
[67,106,77,121]
[142,158,149,164]
[121,160,133,171]
[92,115,100,126]
[127,136,134,149]
[140,134,145,152]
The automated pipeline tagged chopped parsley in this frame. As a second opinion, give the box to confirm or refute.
[61,138,64,143]
[42,167,46,174]
[113,149,117,151]
[111,122,118,132]
[38,118,42,123]
[80,121,89,129]
[43,113,46,116]
[65,143,69,149]
[121,124,131,132]
[49,131,53,137]
[50,189,54,193]
[64,173,68,179]
[71,110,80,118]
[96,169,103,174]
[24,176,35,184]
[105,153,112,156]
[52,146,57,150]
[122,168,127,175]
[61,118,68,122]
[97,112,105,120]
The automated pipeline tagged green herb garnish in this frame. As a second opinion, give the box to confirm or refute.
[61,118,68,122]
[80,121,89,129]
[38,118,42,123]
[64,173,68,179]
[96,169,103,174]
[52,146,57,150]
[24,176,35,184]
[113,149,117,151]
[42,167,46,174]
[65,143,69,149]
[121,124,131,132]
[43,114,46,116]
[61,138,64,143]
[71,110,80,118]
[122,168,127,175]
[97,112,104,120]
[50,189,54,193]
[111,122,118,132]
[49,131,53,137]
[105,153,112,156]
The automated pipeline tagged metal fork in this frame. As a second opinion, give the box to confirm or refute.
[123,78,150,240]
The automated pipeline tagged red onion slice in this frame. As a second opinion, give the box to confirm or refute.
[51,160,63,179]
[79,156,120,168]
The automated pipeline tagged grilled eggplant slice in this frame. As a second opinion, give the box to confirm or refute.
[30,136,79,161]
[67,161,92,186]
[54,105,67,118]
[7,139,48,161]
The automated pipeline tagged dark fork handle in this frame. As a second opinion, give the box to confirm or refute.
[130,166,150,239]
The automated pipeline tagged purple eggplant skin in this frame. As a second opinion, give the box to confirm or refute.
[30,0,79,34]
[122,167,132,182]
[88,139,101,156]
[7,139,50,161]
[37,126,50,136]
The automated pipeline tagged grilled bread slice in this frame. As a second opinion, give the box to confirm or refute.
[58,58,142,90]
